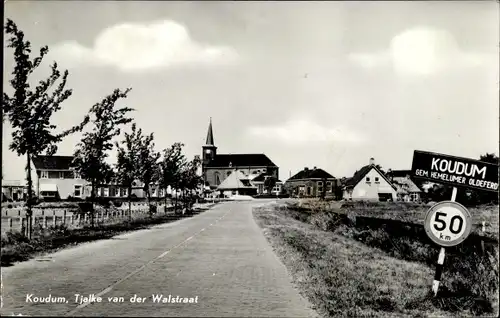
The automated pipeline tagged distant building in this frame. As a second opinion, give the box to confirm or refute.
[343,158,397,201]
[201,118,279,190]
[250,173,283,195]
[386,170,422,202]
[284,167,338,198]
[1,180,27,202]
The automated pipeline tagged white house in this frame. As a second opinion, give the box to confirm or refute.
[343,158,397,201]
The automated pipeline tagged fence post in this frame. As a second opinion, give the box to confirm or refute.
[44,215,48,228]
[70,214,74,226]
[53,210,57,227]
[481,221,486,254]
[63,210,67,224]
[9,218,13,231]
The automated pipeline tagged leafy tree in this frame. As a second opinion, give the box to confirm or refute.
[114,123,142,220]
[179,155,202,212]
[3,19,89,238]
[264,176,277,195]
[137,130,161,216]
[160,143,186,212]
[72,88,134,226]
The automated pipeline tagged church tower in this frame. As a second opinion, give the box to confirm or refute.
[202,117,217,167]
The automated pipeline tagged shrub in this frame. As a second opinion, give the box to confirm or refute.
[113,201,123,207]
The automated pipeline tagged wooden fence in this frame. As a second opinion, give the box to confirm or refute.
[1,200,224,236]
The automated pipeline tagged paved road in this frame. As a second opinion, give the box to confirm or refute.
[1,201,317,317]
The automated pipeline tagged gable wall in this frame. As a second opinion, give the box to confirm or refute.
[351,168,397,201]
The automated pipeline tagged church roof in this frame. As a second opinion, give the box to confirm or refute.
[217,170,256,190]
[206,154,277,168]
[205,118,215,146]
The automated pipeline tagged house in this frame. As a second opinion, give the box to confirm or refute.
[250,173,283,195]
[1,180,27,202]
[386,170,422,202]
[201,118,279,190]
[30,155,163,200]
[284,167,338,198]
[343,158,397,201]
[31,155,89,200]
[216,169,257,197]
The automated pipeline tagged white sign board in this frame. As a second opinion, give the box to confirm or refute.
[423,201,472,247]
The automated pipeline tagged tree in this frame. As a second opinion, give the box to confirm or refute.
[137,130,161,216]
[160,143,186,212]
[178,156,203,212]
[72,88,134,227]
[3,19,89,239]
[264,176,277,195]
[114,123,142,220]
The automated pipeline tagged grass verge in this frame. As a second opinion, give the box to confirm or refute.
[1,205,214,267]
[253,202,499,317]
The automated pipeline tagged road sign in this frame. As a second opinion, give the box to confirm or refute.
[411,150,499,192]
[424,200,472,247]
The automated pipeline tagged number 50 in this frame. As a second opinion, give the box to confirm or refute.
[433,212,463,234]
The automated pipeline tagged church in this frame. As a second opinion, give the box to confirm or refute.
[201,118,280,191]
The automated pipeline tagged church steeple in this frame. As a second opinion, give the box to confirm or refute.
[205,117,215,146]
[202,118,217,167]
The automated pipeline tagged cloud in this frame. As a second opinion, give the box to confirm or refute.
[348,26,494,76]
[48,20,239,72]
[247,119,366,145]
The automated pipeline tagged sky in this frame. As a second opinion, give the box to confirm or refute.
[2,1,499,183]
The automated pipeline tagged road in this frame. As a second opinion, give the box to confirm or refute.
[1,201,318,317]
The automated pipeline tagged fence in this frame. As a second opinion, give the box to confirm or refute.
[1,200,225,236]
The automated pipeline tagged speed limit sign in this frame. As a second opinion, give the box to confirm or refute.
[424,201,472,247]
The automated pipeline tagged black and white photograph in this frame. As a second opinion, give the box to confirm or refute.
[1,1,499,317]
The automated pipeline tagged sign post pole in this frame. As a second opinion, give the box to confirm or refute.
[431,186,457,296]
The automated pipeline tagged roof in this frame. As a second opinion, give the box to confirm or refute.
[206,154,277,168]
[205,118,215,146]
[217,170,256,190]
[252,173,282,183]
[287,168,335,181]
[392,177,422,193]
[344,164,397,190]
[32,155,75,170]
[389,170,412,178]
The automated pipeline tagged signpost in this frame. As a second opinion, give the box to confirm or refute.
[412,150,499,296]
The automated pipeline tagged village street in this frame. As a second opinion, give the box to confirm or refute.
[0,201,317,317]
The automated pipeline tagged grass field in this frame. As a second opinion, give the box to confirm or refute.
[253,201,499,317]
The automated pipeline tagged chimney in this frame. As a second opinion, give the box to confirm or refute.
[313,166,317,170]
[304,167,308,171]
[369,158,375,166]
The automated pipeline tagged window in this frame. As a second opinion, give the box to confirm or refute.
[326,182,332,192]
[41,170,49,179]
[318,186,323,194]
[366,177,371,183]
[59,171,65,179]
[375,177,380,183]
[152,188,158,197]
[317,181,323,186]
[103,188,109,197]
[109,188,116,197]
[74,185,83,197]
[122,188,128,197]
[159,188,164,197]
[74,171,81,179]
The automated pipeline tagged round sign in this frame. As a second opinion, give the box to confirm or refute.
[423,201,472,247]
